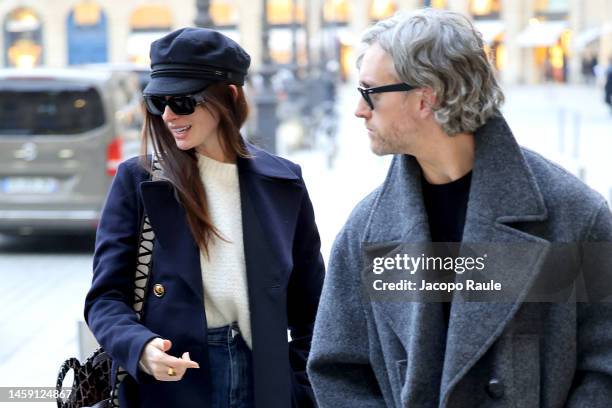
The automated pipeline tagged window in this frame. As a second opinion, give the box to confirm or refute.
[324,0,350,23]
[470,0,501,17]
[535,0,569,13]
[4,7,43,68]
[422,0,447,8]
[370,0,396,21]
[267,0,305,25]
[211,0,239,27]
[0,88,105,135]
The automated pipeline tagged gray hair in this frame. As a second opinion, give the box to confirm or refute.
[358,8,504,135]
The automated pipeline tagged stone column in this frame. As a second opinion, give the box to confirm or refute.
[307,0,323,70]
[447,0,469,15]
[108,0,132,63]
[600,0,612,70]
[239,0,262,70]
[44,0,74,67]
[501,0,525,85]
[397,0,421,11]
[567,0,582,84]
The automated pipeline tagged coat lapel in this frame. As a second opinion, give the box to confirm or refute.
[362,151,431,344]
[364,153,451,404]
[440,116,550,404]
[238,144,302,408]
[237,143,301,291]
[139,178,203,299]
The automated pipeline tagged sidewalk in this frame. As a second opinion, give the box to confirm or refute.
[502,83,611,204]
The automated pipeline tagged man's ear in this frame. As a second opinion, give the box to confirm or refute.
[418,88,437,118]
[229,84,239,102]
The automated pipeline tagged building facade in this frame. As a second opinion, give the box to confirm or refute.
[0,0,610,84]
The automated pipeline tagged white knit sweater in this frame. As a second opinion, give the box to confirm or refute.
[197,153,251,349]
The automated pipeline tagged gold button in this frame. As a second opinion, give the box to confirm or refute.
[153,284,165,298]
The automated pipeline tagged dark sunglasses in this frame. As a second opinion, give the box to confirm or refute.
[144,91,207,116]
[357,83,416,110]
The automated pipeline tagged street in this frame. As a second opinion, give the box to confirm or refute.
[0,235,94,407]
[0,81,610,407]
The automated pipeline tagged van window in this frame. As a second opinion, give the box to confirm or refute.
[0,87,105,135]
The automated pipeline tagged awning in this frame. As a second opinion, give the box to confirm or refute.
[473,20,505,44]
[517,21,567,47]
[573,23,612,50]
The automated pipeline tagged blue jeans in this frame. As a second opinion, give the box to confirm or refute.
[207,323,254,408]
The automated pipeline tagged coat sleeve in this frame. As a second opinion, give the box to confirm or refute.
[567,201,612,407]
[288,169,326,407]
[307,222,386,407]
[84,160,160,384]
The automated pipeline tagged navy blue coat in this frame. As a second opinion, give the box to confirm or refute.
[85,143,325,407]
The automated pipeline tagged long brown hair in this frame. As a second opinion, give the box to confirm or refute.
[140,83,250,255]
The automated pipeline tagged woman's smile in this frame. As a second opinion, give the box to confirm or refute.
[168,123,193,139]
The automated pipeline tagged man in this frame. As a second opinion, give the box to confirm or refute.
[605,58,612,114]
[307,8,612,407]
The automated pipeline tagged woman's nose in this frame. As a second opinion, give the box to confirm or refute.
[162,104,178,121]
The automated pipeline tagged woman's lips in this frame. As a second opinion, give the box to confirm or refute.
[170,125,192,139]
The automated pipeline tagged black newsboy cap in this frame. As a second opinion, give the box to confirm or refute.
[143,27,251,96]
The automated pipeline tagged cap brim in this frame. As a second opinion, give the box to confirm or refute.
[143,76,215,96]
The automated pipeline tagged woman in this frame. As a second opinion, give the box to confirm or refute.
[85,28,324,408]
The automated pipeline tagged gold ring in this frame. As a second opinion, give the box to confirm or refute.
[167,367,176,377]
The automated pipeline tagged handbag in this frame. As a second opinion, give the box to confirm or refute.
[56,158,161,408]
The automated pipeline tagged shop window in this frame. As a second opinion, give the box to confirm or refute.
[267,0,305,25]
[4,7,43,68]
[421,0,447,8]
[370,0,397,21]
[470,0,501,18]
[535,0,569,13]
[266,0,307,66]
[211,0,239,27]
[534,0,568,19]
[324,0,350,24]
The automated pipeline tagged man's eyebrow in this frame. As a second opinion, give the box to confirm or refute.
[359,80,372,88]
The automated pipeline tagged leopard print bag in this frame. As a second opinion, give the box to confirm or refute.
[56,158,161,408]
[56,348,112,408]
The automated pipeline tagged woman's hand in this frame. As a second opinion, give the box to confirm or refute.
[139,338,200,381]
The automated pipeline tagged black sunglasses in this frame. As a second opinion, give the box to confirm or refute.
[357,83,416,110]
[144,91,207,116]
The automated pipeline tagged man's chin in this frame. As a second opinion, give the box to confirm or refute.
[369,142,387,156]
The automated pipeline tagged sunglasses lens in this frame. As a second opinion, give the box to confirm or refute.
[144,94,201,116]
[365,95,373,110]
[144,96,166,116]
[358,88,374,110]
[168,97,196,115]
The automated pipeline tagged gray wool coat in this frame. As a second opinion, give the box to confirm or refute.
[307,115,612,407]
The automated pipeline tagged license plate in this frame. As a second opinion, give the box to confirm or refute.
[2,177,59,194]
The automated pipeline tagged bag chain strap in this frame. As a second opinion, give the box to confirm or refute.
[109,156,161,408]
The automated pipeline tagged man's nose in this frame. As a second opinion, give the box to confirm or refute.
[355,97,371,119]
